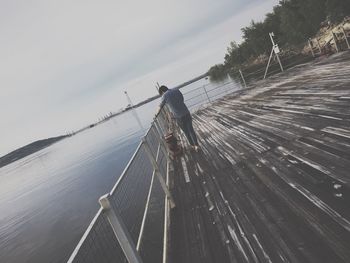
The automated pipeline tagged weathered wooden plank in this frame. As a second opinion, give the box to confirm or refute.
[169,52,350,263]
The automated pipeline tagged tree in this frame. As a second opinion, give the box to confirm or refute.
[209,0,349,81]
[242,20,272,56]
[208,64,228,82]
[325,0,350,22]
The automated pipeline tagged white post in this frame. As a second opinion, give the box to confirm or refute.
[341,26,350,49]
[239,69,247,88]
[99,194,143,263]
[264,32,283,79]
[264,47,274,79]
[143,138,176,208]
[275,46,284,72]
[152,121,172,164]
[269,32,284,72]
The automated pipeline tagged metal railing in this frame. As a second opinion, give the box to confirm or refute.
[67,76,243,263]
[68,108,175,263]
[182,80,242,111]
[67,31,350,260]
[309,23,350,56]
[222,26,350,88]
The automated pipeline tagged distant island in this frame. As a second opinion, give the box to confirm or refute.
[0,135,68,169]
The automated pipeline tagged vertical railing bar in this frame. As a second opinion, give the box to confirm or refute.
[99,194,143,263]
[332,30,339,53]
[162,160,171,263]
[316,38,322,54]
[239,69,247,88]
[308,39,315,57]
[203,86,211,103]
[153,119,172,164]
[143,137,176,208]
[136,144,160,251]
[341,26,350,49]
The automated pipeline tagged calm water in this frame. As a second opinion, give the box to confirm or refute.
[0,78,241,263]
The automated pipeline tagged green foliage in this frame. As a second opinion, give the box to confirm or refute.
[208,0,350,81]
[325,0,350,22]
[208,64,228,82]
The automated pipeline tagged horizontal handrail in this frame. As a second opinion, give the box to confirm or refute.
[109,124,154,195]
[67,208,103,262]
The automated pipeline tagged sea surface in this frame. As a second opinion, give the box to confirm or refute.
[0,77,241,263]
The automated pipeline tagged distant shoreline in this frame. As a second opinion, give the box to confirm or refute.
[0,135,68,169]
[0,73,209,169]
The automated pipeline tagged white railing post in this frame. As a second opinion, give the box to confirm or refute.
[239,69,247,88]
[136,144,161,251]
[316,38,322,54]
[99,194,143,263]
[143,138,176,208]
[153,120,172,164]
[332,30,339,53]
[308,39,315,57]
[203,86,211,103]
[341,26,350,49]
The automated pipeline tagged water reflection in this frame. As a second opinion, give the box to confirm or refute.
[0,108,152,263]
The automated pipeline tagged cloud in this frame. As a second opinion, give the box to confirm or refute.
[0,0,279,156]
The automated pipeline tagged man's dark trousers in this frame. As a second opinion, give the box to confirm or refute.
[176,113,198,146]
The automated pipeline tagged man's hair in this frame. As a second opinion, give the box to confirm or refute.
[158,85,169,95]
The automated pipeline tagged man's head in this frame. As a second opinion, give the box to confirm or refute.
[158,85,169,95]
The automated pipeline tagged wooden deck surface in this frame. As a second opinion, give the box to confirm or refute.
[169,52,350,263]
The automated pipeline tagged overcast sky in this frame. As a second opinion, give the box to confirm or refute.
[0,0,279,156]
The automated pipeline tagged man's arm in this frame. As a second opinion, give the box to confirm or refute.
[155,95,166,117]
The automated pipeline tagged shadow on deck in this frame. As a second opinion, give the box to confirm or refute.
[169,52,350,263]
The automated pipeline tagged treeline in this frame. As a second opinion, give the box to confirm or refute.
[208,0,350,81]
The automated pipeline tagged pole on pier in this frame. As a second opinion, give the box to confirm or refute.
[143,138,176,208]
[270,32,284,72]
[264,32,283,79]
[239,69,247,88]
[99,194,143,263]
[341,26,350,49]
[264,47,274,79]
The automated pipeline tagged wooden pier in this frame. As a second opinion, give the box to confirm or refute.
[169,52,350,263]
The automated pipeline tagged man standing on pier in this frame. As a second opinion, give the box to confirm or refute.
[156,85,200,152]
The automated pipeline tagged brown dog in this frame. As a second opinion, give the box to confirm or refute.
[164,133,182,159]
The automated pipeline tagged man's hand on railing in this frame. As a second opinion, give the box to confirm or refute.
[154,106,161,119]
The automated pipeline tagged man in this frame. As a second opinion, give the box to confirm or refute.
[156,85,200,151]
